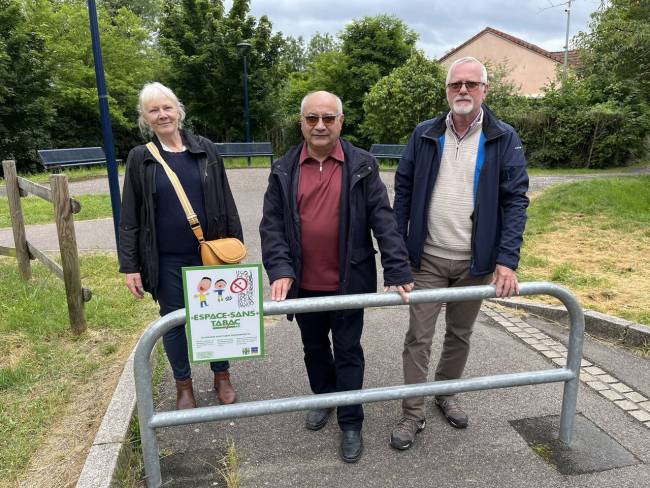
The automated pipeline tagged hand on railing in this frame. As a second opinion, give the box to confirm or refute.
[384,282,415,303]
[492,265,519,298]
[270,277,294,301]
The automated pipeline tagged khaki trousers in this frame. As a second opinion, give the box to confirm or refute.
[402,253,492,419]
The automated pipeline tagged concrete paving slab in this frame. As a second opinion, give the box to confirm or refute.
[510,414,640,475]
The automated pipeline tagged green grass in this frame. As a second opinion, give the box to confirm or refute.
[525,176,650,237]
[521,176,650,325]
[219,439,241,488]
[0,194,114,228]
[530,442,554,464]
[0,156,272,187]
[222,156,273,168]
[1,164,126,185]
[527,160,650,176]
[0,254,157,485]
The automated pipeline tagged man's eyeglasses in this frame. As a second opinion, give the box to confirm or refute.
[302,114,341,126]
[446,81,484,92]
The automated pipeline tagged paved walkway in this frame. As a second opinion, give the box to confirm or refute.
[2,167,649,252]
[153,301,649,487]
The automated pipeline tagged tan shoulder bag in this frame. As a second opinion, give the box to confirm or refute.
[146,142,246,265]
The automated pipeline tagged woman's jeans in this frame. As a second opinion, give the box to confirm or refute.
[157,253,229,380]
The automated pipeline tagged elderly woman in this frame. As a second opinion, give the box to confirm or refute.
[118,82,243,409]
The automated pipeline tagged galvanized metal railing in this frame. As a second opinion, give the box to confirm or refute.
[134,282,584,487]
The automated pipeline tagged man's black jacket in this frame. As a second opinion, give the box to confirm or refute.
[259,138,413,300]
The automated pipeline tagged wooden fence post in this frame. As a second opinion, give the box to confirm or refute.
[2,160,31,280]
[50,174,87,334]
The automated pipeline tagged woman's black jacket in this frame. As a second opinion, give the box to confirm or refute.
[118,130,243,299]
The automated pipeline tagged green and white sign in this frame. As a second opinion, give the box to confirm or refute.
[182,264,264,363]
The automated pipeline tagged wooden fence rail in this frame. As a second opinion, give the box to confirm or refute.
[2,159,90,334]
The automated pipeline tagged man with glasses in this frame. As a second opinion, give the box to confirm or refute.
[390,57,529,450]
[260,90,413,463]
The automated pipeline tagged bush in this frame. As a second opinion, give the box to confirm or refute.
[492,74,650,168]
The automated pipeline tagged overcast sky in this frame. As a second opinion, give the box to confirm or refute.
[226,0,602,58]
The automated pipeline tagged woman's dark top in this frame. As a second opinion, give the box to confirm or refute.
[155,149,208,254]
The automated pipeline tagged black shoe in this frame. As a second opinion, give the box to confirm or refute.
[340,430,363,463]
[436,398,468,429]
[305,408,334,431]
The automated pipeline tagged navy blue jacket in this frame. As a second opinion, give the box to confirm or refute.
[259,139,413,299]
[394,105,529,276]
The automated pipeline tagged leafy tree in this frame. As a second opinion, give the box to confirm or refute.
[102,0,163,27]
[491,0,650,169]
[338,15,418,145]
[159,0,290,143]
[361,51,446,144]
[278,14,417,148]
[282,36,307,72]
[0,0,53,172]
[575,0,650,102]
[23,0,165,161]
[483,61,523,112]
[498,74,649,168]
[306,32,339,61]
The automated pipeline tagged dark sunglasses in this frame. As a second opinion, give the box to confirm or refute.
[446,81,484,92]
[302,114,340,126]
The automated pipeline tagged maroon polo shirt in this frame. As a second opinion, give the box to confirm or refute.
[298,140,344,291]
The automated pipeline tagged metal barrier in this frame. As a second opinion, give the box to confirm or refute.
[134,282,584,487]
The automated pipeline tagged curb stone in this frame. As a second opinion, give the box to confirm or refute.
[490,297,650,347]
[482,303,650,430]
[75,343,143,488]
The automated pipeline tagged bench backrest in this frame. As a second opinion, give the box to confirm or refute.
[38,147,106,168]
[215,142,273,157]
[369,144,406,159]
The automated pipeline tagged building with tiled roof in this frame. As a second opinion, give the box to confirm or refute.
[439,27,578,96]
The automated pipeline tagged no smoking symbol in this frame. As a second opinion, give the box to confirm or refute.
[230,277,248,293]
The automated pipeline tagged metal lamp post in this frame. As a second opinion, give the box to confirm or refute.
[237,41,252,165]
[87,0,121,245]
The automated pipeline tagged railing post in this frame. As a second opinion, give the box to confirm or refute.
[50,174,87,334]
[558,286,586,445]
[134,330,163,488]
[2,160,31,279]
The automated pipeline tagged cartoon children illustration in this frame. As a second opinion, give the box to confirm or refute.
[214,279,227,302]
[194,276,211,308]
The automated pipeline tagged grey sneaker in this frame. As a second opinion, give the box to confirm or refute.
[435,398,468,428]
[390,416,426,450]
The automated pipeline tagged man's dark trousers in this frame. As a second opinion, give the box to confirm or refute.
[295,289,364,431]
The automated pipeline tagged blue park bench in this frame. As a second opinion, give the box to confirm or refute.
[215,142,274,165]
[369,144,406,163]
[37,147,111,173]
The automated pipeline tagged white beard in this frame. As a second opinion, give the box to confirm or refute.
[452,98,474,115]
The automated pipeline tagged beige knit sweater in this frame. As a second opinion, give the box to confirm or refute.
[423,119,483,261]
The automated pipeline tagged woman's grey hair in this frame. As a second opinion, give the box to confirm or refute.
[300,91,343,114]
[445,56,489,85]
[137,82,186,138]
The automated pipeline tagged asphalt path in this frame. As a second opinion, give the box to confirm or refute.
[3,167,649,253]
[2,167,649,486]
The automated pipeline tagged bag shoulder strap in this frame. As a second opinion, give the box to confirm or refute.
[146,142,205,243]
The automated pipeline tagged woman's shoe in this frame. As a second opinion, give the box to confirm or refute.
[175,378,197,409]
[214,371,237,404]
